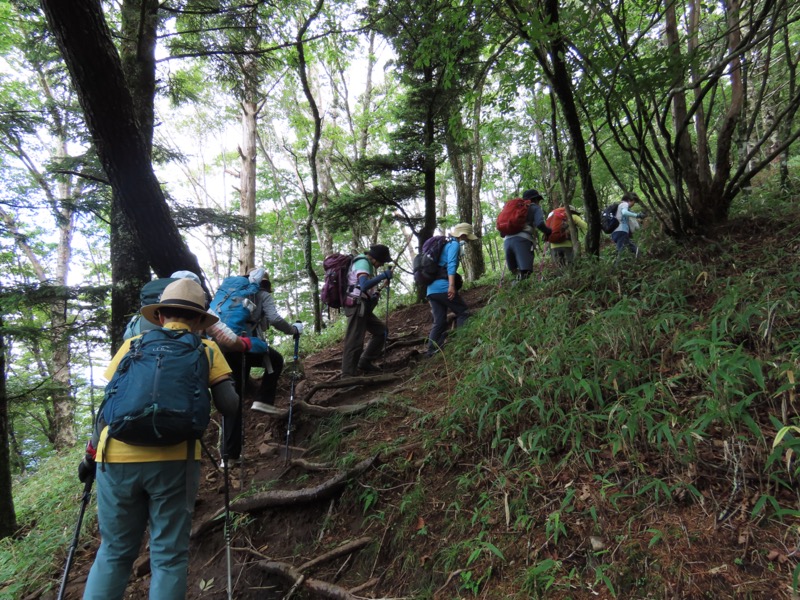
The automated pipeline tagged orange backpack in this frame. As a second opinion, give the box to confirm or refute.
[545,207,570,243]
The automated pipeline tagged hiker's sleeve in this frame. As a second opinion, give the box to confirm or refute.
[211,378,238,417]
[575,216,588,232]
[530,204,545,228]
[621,207,639,218]
[446,242,459,276]
[259,292,294,335]
[359,272,386,291]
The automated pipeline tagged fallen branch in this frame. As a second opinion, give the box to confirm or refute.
[192,455,378,538]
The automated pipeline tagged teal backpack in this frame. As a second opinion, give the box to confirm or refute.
[123,277,179,341]
[99,328,211,446]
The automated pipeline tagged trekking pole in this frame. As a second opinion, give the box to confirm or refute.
[220,417,233,600]
[57,476,93,600]
[284,325,301,465]
[239,338,247,481]
[539,243,548,281]
[383,277,390,360]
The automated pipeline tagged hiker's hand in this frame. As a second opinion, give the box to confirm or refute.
[78,455,96,483]
[448,283,456,300]
[239,336,253,352]
[293,322,303,337]
[637,210,648,219]
[383,267,393,282]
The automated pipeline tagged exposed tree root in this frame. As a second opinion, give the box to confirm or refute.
[246,398,385,419]
[385,337,425,350]
[303,373,401,403]
[253,536,390,600]
[191,455,378,538]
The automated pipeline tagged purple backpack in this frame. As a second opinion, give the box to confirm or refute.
[321,253,354,309]
[412,236,449,286]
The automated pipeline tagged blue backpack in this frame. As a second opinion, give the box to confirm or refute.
[412,236,449,286]
[209,276,268,353]
[210,276,260,336]
[123,277,179,340]
[99,328,211,446]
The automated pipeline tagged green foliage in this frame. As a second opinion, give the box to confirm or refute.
[0,446,92,599]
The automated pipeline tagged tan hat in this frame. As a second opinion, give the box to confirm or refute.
[451,222,478,240]
[140,279,218,329]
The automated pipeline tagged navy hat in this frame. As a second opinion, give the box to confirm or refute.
[522,189,543,202]
[367,244,392,264]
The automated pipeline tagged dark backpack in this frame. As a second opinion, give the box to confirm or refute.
[413,236,449,286]
[210,276,260,336]
[600,203,621,234]
[99,328,211,446]
[321,253,355,309]
[545,207,571,243]
[123,277,179,341]
[496,198,530,237]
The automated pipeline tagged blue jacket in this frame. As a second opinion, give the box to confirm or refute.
[426,239,461,296]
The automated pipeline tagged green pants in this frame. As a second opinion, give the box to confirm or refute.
[83,460,200,600]
[341,302,385,376]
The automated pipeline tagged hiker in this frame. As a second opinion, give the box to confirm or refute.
[504,189,552,280]
[341,244,393,377]
[220,268,303,463]
[122,270,203,341]
[426,223,476,357]
[547,205,587,267]
[612,192,646,263]
[80,279,238,600]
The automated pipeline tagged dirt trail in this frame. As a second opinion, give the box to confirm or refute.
[56,286,491,600]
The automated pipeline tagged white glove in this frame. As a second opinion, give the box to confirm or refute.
[293,322,304,336]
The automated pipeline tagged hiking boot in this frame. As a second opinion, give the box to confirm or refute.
[358,362,382,373]
[219,458,239,469]
[251,401,276,414]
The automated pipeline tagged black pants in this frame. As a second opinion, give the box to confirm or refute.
[427,292,470,356]
[222,347,284,460]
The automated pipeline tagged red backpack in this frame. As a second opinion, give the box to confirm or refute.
[545,207,570,243]
[496,198,530,237]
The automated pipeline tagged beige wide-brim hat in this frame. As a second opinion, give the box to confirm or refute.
[140,279,218,329]
[451,222,478,240]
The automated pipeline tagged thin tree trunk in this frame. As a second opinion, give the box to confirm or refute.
[295,0,325,332]
[0,316,15,539]
[239,97,258,275]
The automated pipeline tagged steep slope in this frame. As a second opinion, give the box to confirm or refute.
[54,208,800,599]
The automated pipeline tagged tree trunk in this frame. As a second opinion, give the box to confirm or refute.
[239,97,258,275]
[40,0,204,282]
[295,0,325,332]
[0,317,15,539]
[542,0,601,255]
[110,0,158,351]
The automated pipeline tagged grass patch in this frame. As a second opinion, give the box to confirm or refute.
[0,445,94,599]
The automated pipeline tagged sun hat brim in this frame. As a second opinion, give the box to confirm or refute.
[140,301,219,329]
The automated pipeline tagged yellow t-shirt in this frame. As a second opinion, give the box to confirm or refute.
[549,214,588,249]
[97,322,232,463]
